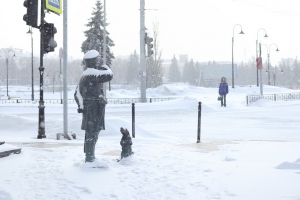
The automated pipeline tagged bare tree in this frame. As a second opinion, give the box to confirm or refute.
[146,22,164,88]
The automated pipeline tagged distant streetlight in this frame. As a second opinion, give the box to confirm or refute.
[268,65,283,86]
[261,43,279,85]
[232,24,245,88]
[256,28,268,87]
[47,71,60,94]
[27,26,34,101]
[0,48,16,98]
[53,71,60,94]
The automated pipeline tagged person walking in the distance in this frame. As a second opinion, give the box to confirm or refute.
[219,77,229,107]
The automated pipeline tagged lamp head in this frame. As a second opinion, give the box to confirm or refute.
[13,53,16,57]
[276,48,279,51]
[239,30,245,34]
[264,34,268,37]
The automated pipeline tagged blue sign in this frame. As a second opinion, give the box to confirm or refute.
[46,0,62,14]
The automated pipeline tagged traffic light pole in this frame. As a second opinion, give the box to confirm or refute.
[38,0,46,139]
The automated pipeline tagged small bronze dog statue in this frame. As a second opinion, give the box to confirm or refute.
[119,127,133,160]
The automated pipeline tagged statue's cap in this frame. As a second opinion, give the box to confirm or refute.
[83,50,99,59]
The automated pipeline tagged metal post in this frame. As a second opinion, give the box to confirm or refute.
[31,27,34,101]
[59,47,63,103]
[103,0,106,65]
[140,0,146,101]
[268,53,270,85]
[256,40,259,87]
[63,0,68,137]
[59,58,62,102]
[232,37,234,88]
[197,102,202,143]
[52,76,54,94]
[273,68,276,86]
[103,0,111,93]
[259,43,263,95]
[6,58,8,97]
[132,103,135,138]
[38,0,46,139]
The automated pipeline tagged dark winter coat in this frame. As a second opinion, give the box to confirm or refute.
[219,83,228,95]
[74,68,113,132]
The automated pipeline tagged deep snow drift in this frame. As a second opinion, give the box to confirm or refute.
[0,83,299,200]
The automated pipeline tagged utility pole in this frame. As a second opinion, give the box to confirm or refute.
[103,0,106,66]
[103,0,110,93]
[63,0,68,137]
[140,0,146,102]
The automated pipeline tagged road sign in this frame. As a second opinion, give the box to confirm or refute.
[45,0,62,15]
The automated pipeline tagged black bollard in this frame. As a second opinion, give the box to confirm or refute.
[197,102,202,143]
[132,103,135,138]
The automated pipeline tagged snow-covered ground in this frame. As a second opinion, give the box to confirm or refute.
[0,83,300,200]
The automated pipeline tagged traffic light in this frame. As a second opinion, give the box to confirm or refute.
[145,33,154,57]
[43,23,57,53]
[23,0,38,28]
[257,57,262,69]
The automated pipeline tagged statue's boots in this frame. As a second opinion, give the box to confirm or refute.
[85,132,98,162]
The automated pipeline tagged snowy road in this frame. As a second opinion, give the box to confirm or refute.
[1,85,300,199]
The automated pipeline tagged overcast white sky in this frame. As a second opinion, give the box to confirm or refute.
[1,0,300,66]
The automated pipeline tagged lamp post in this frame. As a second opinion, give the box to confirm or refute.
[271,66,283,86]
[262,43,279,86]
[59,48,63,102]
[0,48,16,98]
[256,28,268,87]
[232,24,245,88]
[53,71,60,94]
[27,26,34,101]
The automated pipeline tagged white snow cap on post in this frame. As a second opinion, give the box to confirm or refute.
[83,50,99,59]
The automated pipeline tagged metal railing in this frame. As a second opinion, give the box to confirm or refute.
[0,97,179,104]
[246,92,300,105]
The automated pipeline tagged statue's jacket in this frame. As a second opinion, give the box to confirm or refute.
[74,67,113,132]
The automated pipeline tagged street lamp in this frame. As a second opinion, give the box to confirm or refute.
[26,26,34,101]
[256,28,268,87]
[46,71,60,94]
[0,48,16,98]
[261,43,279,86]
[266,65,283,86]
[53,71,60,94]
[232,24,245,89]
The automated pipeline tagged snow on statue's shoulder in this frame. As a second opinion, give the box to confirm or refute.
[82,68,112,77]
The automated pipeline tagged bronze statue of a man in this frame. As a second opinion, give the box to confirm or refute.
[74,50,113,162]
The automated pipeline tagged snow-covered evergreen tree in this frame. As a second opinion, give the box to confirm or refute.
[168,55,181,82]
[81,0,114,68]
